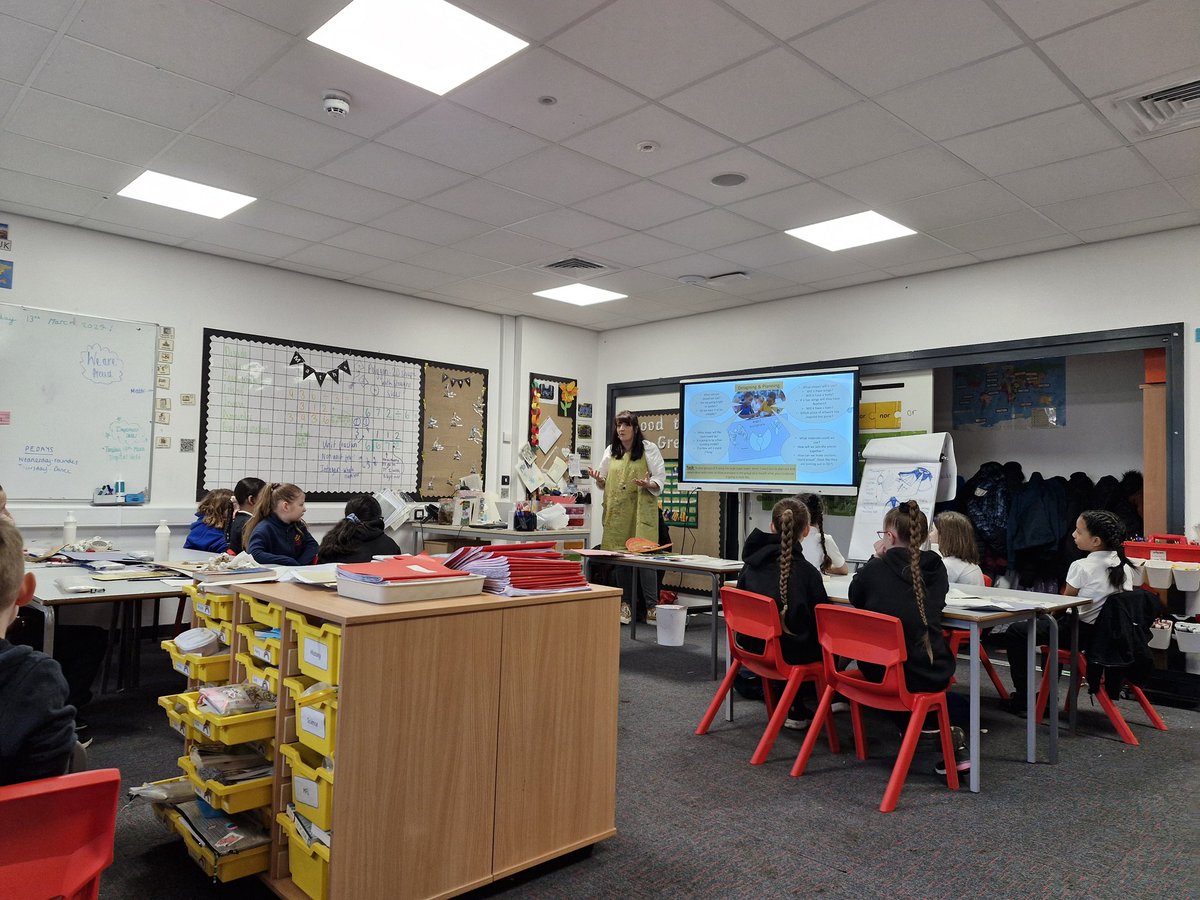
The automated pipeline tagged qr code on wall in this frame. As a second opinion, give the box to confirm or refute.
[180,438,196,453]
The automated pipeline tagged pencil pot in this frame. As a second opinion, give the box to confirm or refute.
[655,604,687,646]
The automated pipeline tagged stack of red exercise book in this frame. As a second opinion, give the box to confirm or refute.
[334,554,485,604]
[444,542,589,595]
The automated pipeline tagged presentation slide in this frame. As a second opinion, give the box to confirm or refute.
[680,370,858,489]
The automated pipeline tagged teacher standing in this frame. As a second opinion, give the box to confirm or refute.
[590,411,667,621]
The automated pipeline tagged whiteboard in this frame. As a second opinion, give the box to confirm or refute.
[0,303,157,500]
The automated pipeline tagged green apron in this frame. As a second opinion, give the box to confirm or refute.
[601,451,660,550]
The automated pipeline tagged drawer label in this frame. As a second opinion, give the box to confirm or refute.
[251,673,271,692]
[303,638,330,671]
[1150,550,1167,560]
[195,719,213,738]
[300,707,326,739]
[252,643,275,665]
[173,659,190,676]
[194,602,212,616]
[293,775,320,808]
[171,717,187,736]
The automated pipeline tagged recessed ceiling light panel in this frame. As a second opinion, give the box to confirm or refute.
[309,0,528,96]
[533,284,627,306]
[117,171,255,218]
[786,211,915,251]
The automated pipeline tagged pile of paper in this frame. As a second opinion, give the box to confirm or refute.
[191,743,272,785]
[336,555,472,583]
[444,542,588,595]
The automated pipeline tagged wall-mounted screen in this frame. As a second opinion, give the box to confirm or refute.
[679,369,859,493]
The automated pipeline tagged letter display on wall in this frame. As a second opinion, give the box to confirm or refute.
[198,329,487,501]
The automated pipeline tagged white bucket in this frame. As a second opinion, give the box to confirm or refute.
[655,604,687,646]
[1144,562,1174,589]
[1172,567,1200,592]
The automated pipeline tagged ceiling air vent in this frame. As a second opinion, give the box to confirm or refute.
[1112,78,1200,138]
[543,257,606,272]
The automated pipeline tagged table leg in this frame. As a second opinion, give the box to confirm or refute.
[968,622,981,793]
[710,574,721,681]
[133,598,143,689]
[1046,614,1060,764]
[629,566,637,641]
[1025,611,1037,763]
[31,598,55,658]
[1067,609,1079,735]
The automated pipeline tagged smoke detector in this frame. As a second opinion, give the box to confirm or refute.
[323,91,351,119]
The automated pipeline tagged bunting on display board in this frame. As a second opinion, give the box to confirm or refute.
[292,351,352,386]
[443,372,472,388]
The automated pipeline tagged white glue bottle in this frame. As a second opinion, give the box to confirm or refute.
[63,511,77,545]
[155,520,171,561]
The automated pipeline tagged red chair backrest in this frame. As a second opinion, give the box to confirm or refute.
[815,605,916,709]
[0,768,120,900]
[982,574,993,587]
[720,586,791,679]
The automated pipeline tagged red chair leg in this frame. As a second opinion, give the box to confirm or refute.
[790,686,834,777]
[1131,685,1168,731]
[752,671,802,765]
[762,677,776,719]
[881,702,925,813]
[979,648,1009,701]
[1035,653,1055,723]
[817,677,841,754]
[850,701,867,759]
[696,660,740,735]
[1096,688,1139,745]
[934,700,960,791]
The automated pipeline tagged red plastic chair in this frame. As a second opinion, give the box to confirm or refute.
[696,587,838,765]
[0,768,121,900]
[943,575,1009,700]
[1034,648,1167,745]
[792,605,959,813]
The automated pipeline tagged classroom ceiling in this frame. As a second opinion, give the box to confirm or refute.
[1,0,1198,331]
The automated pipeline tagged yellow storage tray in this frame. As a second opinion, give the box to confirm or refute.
[160,691,277,746]
[156,804,270,883]
[178,754,272,815]
[277,812,331,900]
[162,640,231,683]
[160,696,203,742]
[196,612,233,647]
[236,652,281,696]
[244,594,283,629]
[283,676,338,759]
[280,743,335,832]
[236,623,282,668]
[187,585,236,622]
[286,612,343,685]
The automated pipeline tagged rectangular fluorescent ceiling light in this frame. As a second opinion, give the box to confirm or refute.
[117,172,255,218]
[309,0,528,96]
[534,284,627,306]
[787,211,915,251]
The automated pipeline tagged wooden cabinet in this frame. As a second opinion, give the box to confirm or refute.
[238,583,621,900]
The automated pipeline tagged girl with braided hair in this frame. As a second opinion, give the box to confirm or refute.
[797,493,849,575]
[739,498,831,728]
[1002,509,1136,713]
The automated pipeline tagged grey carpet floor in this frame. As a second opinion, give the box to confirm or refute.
[90,619,1199,899]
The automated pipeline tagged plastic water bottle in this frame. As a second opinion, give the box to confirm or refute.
[63,511,77,545]
[155,520,171,561]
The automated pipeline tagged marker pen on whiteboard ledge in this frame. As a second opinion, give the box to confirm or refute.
[115,475,125,502]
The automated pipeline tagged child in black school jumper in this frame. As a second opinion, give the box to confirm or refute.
[228,476,266,555]
[245,483,318,566]
[738,498,831,729]
[0,519,78,785]
[317,495,401,564]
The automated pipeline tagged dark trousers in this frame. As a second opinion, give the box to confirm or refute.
[1004,615,1095,698]
[10,608,107,709]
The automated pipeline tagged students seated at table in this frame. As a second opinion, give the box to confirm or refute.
[739,498,830,729]
[245,483,318,566]
[317,495,401,564]
[229,476,266,555]
[184,488,233,554]
[1002,509,1136,715]
[931,512,985,586]
[797,493,849,575]
[0,519,78,785]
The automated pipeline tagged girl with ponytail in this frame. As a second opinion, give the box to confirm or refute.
[739,498,831,728]
[797,493,849,575]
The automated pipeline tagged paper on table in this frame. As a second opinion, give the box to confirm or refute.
[537,416,562,453]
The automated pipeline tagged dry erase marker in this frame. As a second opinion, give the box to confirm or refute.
[65,585,106,594]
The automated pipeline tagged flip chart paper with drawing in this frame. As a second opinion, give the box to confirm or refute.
[848,432,956,561]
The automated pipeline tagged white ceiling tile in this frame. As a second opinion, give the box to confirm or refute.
[1037,0,1200,97]
[1171,174,1200,207]
[701,271,797,296]
[994,0,1138,40]
[1,0,77,29]
[710,232,815,268]
[8,90,177,165]
[763,252,871,284]
[842,233,963,269]
[379,103,546,175]
[751,102,928,179]
[369,203,492,244]
[78,219,184,245]
[85,195,209,238]
[549,0,772,98]
[319,142,470,201]
[355,261,459,291]
[883,253,977,277]
[193,97,362,169]
[241,41,434,140]
[807,270,892,291]
[270,173,407,224]
[281,243,391,277]
[483,145,637,205]
[404,246,508,278]
[1037,182,1192,231]
[1136,128,1200,180]
[941,105,1124,177]
[879,181,1027,232]
[478,266,573,293]
[876,49,1080,141]
[270,259,350,281]
[423,179,557,227]
[454,0,611,42]
[0,79,18,120]
[189,221,310,259]
[208,0,346,36]
[577,233,690,267]
[152,136,307,198]
[583,269,679,296]
[970,233,1082,261]
[645,284,748,313]
[67,0,293,91]
[651,147,806,204]
[179,240,275,266]
[575,181,709,230]
[0,201,80,226]
[505,208,630,246]
[324,226,437,262]
[823,145,985,205]
[34,38,230,132]
[663,48,858,143]
[646,208,772,251]
[996,147,1161,206]
[228,201,354,243]
[0,14,53,84]
[743,285,814,303]
[452,229,567,266]
[726,181,863,229]
[563,105,735,177]
[452,48,642,142]
[792,0,1021,95]
[0,169,103,217]
[930,208,1066,251]
[433,277,532,307]
[0,132,140,193]
[1073,210,1200,243]
[723,0,879,40]
[642,252,745,280]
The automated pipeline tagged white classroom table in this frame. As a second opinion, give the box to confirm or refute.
[413,523,591,554]
[824,575,1084,793]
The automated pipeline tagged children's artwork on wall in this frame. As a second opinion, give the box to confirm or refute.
[577,401,592,420]
[578,445,591,461]
[952,358,1066,429]
[528,373,576,478]
[577,424,592,440]
[421,364,487,497]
